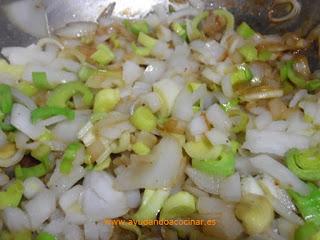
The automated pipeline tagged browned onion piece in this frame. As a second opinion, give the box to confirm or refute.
[268,0,301,23]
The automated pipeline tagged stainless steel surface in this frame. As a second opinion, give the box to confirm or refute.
[0,0,320,62]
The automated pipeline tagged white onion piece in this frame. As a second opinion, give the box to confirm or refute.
[219,172,241,202]
[63,224,84,240]
[37,115,67,127]
[0,172,9,186]
[126,190,141,209]
[100,122,134,140]
[152,41,173,60]
[221,76,233,98]
[83,171,129,220]
[206,104,232,131]
[143,61,166,83]
[123,61,143,86]
[52,112,89,144]
[0,150,25,168]
[42,217,66,236]
[249,155,309,195]
[56,22,97,38]
[197,196,243,240]
[140,92,161,113]
[50,58,81,72]
[167,7,199,23]
[202,67,222,84]
[23,177,46,199]
[235,156,258,176]
[3,208,31,232]
[84,222,100,240]
[206,128,229,145]
[254,109,273,130]
[0,129,7,148]
[11,89,37,110]
[190,40,226,65]
[173,85,206,121]
[11,104,45,140]
[1,44,55,65]
[25,190,56,229]
[243,129,310,156]
[14,128,39,150]
[59,185,84,213]
[115,136,183,190]
[4,0,47,38]
[188,115,208,136]
[276,218,297,239]
[185,166,223,195]
[289,90,308,108]
[48,164,85,194]
[37,38,64,50]
[241,176,264,196]
[242,89,284,101]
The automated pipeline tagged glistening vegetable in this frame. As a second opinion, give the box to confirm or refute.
[60,142,83,174]
[286,147,320,181]
[288,183,320,225]
[0,84,13,114]
[46,81,93,108]
[0,180,23,209]
[31,106,75,123]
[130,106,157,132]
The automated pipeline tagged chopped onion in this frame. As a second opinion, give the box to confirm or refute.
[269,0,301,23]
[11,88,37,110]
[289,89,308,108]
[185,166,223,195]
[11,104,44,140]
[23,177,46,200]
[3,207,31,232]
[55,22,97,38]
[25,190,56,229]
[249,155,309,195]
[219,172,241,202]
[83,171,129,220]
[114,136,183,190]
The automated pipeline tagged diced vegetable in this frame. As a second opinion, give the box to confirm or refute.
[0,143,16,159]
[17,82,38,97]
[131,43,152,56]
[187,11,209,41]
[288,184,320,225]
[137,32,157,49]
[46,81,93,108]
[90,44,115,65]
[31,106,75,123]
[286,147,320,181]
[78,65,96,81]
[60,142,82,174]
[15,163,48,180]
[258,50,272,61]
[171,22,187,41]
[32,72,52,89]
[281,61,306,88]
[229,109,249,133]
[0,180,24,209]
[294,222,319,240]
[236,22,255,39]
[36,232,57,240]
[0,59,24,79]
[306,79,320,91]
[238,44,258,62]
[0,84,13,114]
[235,194,274,235]
[124,19,149,35]
[192,147,235,177]
[221,98,239,112]
[132,142,150,155]
[160,191,196,220]
[132,189,169,221]
[130,106,157,132]
[213,8,235,31]
[93,88,120,113]
[231,64,253,85]
[184,138,222,160]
